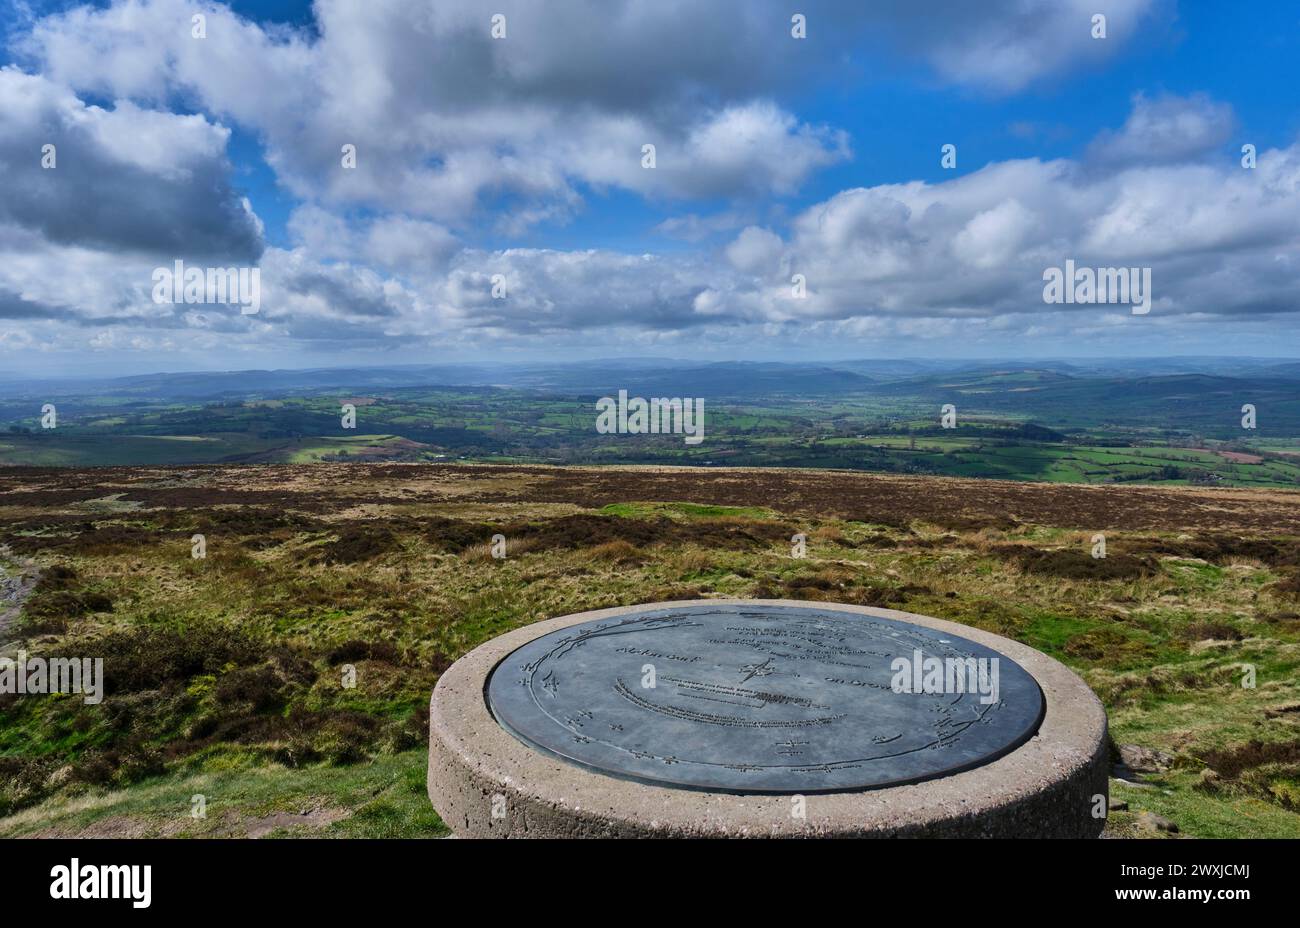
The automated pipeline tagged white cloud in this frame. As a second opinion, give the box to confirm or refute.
[288,206,460,274]
[951,200,1037,270]
[721,128,1300,328]
[8,93,1300,365]
[0,66,262,260]
[875,0,1164,93]
[1087,93,1236,167]
[725,226,786,275]
[16,0,1159,232]
[5,3,1296,368]
[18,0,852,227]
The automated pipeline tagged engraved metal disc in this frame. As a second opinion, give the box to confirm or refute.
[486,603,1045,793]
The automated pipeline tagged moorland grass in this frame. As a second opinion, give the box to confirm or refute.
[1,465,1298,837]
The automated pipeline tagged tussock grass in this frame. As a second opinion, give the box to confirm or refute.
[1,465,1298,837]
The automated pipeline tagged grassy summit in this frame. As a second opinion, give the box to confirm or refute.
[1,463,1298,837]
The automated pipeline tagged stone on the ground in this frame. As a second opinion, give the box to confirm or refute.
[1118,744,1174,773]
[1136,811,1179,834]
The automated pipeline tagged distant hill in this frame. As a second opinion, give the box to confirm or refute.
[510,361,877,397]
[2,359,1299,474]
[2,356,1295,402]
[0,360,879,400]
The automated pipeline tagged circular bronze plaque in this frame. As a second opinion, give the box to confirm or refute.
[486,603,1044,793]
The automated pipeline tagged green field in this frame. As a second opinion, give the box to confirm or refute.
[2,381,1297,488]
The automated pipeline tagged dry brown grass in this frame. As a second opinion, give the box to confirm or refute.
[2,463,1300,837]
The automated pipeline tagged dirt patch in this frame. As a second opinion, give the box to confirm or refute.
[27,804,349,839]
[29,814,193,839]
[236,804,349,839]
[991,545,1158,580]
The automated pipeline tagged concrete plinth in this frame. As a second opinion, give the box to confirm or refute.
[428,599,1109,838]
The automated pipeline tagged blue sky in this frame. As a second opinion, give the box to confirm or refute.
[229,0,1300,254]
[1,0,1298,376]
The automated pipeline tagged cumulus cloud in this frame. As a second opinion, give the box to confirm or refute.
[17,0,851,225]
[4,2,1295,368]
[15,0,1158,230]
[653,210,755,243]
[1087,93,1236,167]
[434,248,720,336]
[287,206,460,274]
[262,111,1300,349]
[0,289,64,321]
[725,226,786,275]
[0,67,263,261]
[703,127,1300,327]
[868,0,1165,93]
[7,90,1300,364]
